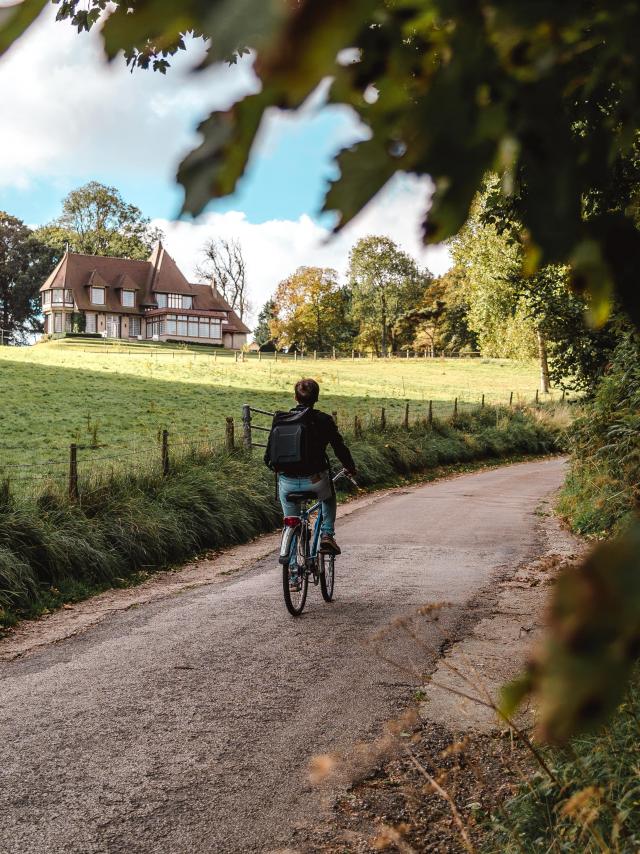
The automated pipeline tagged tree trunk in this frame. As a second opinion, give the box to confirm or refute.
[537,327,550,393]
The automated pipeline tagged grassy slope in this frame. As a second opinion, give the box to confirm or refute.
[0,339,548,475]
[0,408,563,628]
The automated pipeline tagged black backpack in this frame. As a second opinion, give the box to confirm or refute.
[264,407,313,470]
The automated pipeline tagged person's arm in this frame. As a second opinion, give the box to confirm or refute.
[327,416,356,473]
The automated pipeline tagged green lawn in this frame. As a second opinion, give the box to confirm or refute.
[0,338,553,483]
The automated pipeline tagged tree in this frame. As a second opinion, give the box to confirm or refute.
[253,298,276,348]
[35,182,163,260]
[8,1,640,324]
[196,237,248,320]
[348,236,428,355]
[0,213,56,344]
[270,267,350,352]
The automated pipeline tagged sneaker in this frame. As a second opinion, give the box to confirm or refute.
[288,570,302,591]
[320,534,341,555]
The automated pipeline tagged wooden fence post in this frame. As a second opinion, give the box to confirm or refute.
[332,346,336,360]
[561,388,566,402]
[481,393,485,408]
[352,349,355,360]
[242,404,252,450]
[404,401,410,429]
[161,429,170,477]
[258,350,262,361]
[226,417,235,451]
[535,388,539,405]
[69,443,79,500]
[380,407,386,429]
[406,348,410,359]
[453,397,458,419]
[313,350,317,360]
[428,400,433,425]
[509,391,513,407]
[332,411,338,427]
[354,414,362,437]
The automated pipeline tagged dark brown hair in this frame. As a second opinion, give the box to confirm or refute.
[295,378,320,406]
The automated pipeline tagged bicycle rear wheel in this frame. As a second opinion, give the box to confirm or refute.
[283,530,309,616]
[320,553,335,602]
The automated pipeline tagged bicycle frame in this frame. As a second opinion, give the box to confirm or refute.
[282,468,356,572]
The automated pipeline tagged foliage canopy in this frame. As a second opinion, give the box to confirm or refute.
[3,0,640,324]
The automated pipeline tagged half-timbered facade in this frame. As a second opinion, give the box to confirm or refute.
[39,243,250,349]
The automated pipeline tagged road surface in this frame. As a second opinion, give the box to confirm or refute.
[0,458,566,853]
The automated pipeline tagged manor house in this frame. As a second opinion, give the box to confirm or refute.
[39,243,250,349]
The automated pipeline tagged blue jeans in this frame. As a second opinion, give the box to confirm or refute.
[278,472,336,536]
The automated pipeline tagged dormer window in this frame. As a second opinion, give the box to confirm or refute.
[65,289,74,305]
[121,290,135,307]
[156,293,193,309]
[52,288,63,304]
[91,287,105,305]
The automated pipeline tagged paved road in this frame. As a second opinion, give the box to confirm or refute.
[0,459,565,854]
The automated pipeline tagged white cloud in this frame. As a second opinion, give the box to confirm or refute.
[154,173,451,329]
[0,6,258,189]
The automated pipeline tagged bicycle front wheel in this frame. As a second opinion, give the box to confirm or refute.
[320,553,335,602]
[283,531,309,617]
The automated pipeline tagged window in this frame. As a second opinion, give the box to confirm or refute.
[52,289,63,304]
[168,293,181,308]
[85,313,96,333]
[65,314,73,332]
[121,290,135,307]
[43,315,49,333]
[65,289,74,305]
[182,295,193,309]
[199,319,209,338]
[129,316,140,337]
[166,315,176,335]
[188,319,199,337]
[211,320,222,339]
[91,287,105,305]
[42,291,51,306]
[177,315,187,337]
[156,293,167,307]
[54,312,63,333]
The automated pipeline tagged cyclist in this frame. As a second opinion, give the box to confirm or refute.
[265,378,356,555]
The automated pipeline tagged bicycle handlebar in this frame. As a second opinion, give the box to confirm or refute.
[333,468,358,489]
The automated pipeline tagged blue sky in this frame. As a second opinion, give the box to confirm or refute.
[0,4,449,314]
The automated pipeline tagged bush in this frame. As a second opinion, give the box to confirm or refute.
[558,333,640,536]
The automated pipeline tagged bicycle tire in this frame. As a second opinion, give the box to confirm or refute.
[320,552,335,602]
[283,530,309,616]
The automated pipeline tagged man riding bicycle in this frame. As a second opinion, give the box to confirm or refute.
[264,378,357,555]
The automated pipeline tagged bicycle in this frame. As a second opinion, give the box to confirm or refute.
[278,468,357,616]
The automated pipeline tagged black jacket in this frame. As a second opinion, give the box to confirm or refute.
[269,405,355,477]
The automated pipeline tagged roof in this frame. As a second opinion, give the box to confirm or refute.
[40,244,251,333]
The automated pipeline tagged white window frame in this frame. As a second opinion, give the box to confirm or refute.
[54,312,63,333]
[91,287,106,305]
[42,291,51,306]
[182,295,193,309]
[129,316,141,337]
[64,289,74,305]
[85,313,97,333]
[156,293,167,308]
[52,289,63,305]
[121,290,135,307]
[210,320,222,339]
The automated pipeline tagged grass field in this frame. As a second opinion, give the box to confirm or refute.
[0,338,554,481]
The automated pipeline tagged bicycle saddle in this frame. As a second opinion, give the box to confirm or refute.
[286,491,318,501]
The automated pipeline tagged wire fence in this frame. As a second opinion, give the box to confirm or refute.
[49,343,484,362]
[0,388,570,500]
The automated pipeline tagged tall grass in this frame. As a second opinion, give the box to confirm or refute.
[484,670,640,852]
[0,406,562,626]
